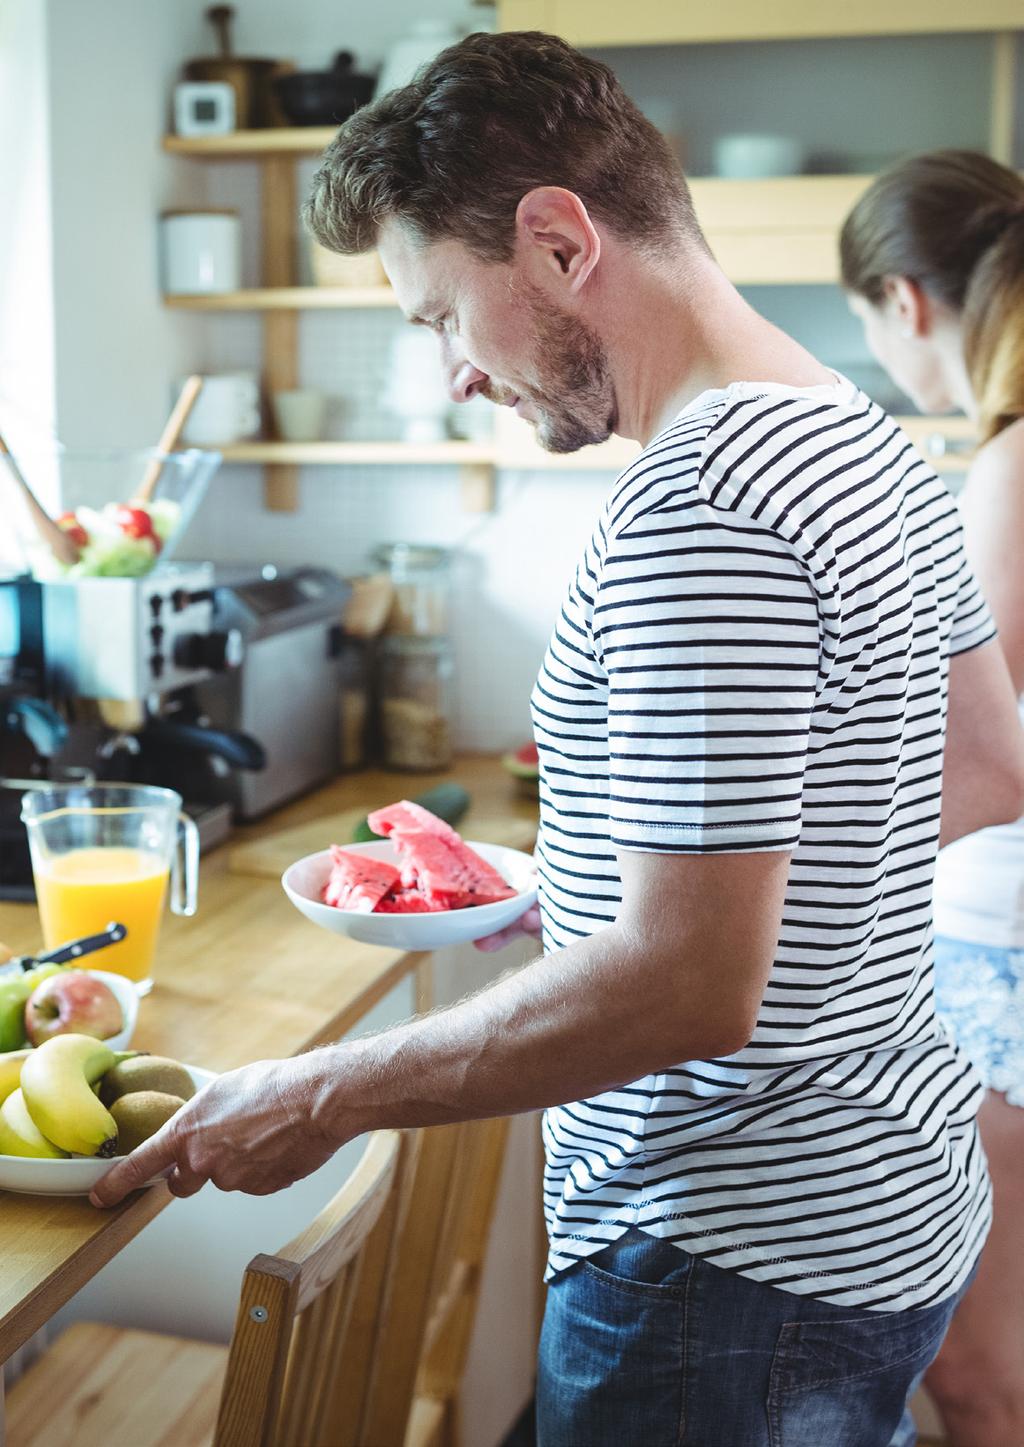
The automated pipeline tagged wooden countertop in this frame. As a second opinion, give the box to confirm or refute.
[0,755,537,1361]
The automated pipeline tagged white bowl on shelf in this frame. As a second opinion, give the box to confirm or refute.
[0,1064,215,1196]
[282,839,538,950]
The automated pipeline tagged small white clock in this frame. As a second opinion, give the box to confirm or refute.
[174,81,236,137]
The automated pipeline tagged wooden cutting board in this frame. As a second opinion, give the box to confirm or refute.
[229,796,537,880]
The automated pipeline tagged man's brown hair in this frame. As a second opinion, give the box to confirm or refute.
[304,30,704,264]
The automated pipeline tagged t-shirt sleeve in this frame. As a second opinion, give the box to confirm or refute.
[948,547,997,656]
[596,504,819,854]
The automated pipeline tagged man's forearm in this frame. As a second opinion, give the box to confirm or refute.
[307,924,739,1142]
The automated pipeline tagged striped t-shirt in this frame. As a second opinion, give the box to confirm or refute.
[532,373,996,1312]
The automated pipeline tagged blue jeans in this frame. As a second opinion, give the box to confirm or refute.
[537,1230,971,1446]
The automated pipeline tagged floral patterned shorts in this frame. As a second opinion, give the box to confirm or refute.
[934,934,1024,1108]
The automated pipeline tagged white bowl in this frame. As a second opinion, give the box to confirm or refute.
[0,1064,215,1196]
[87,969,139,1053]
[282,839,538,950]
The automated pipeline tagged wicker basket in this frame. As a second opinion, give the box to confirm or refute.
[308,240,388,288]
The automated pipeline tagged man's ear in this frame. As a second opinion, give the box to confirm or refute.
[882,275,934,339]
[514,187,600,295]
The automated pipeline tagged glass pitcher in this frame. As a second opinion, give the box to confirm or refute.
[21,784,198,994]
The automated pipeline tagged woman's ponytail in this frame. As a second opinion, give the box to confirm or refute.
[962,208,1024,443]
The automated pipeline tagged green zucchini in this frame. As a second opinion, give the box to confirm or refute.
[351,782,471,842]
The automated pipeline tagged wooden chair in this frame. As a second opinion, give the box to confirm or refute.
[6,1114,511,1447]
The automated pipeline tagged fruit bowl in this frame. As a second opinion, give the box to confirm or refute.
[282,840,538,949]
[0,1064,215,1195]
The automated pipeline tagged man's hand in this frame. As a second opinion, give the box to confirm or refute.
[89,1054,342,1208]
[474,903,543,953]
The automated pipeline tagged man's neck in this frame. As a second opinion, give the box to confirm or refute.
[599,249,833,446]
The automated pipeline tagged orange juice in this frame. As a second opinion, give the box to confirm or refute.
[33,846,170,984]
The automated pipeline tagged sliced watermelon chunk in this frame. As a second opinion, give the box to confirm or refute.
[374,884,444,913]
[331,799,519,914]
[393,827,516,910]
[322,847,401,913]
[367,799,461,844]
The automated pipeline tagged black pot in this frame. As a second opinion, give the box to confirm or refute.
[274,51,375,127]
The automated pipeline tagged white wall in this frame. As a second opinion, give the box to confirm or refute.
[46,0,208,449]
[0,0,58,565]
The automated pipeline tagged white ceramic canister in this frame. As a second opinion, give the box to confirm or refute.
[160,209,241,294]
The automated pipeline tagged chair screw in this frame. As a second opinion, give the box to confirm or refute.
[250,1306,268,1323]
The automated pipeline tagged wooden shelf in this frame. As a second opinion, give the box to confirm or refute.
[164,286,396,310]
[219,440,497,465]
[214,417,975,475]
[159,178,875,293]
[163,127,338,157]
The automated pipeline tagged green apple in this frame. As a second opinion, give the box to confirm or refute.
[0,965,65,1052]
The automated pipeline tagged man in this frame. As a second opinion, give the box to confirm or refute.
[95,32,1024,1445]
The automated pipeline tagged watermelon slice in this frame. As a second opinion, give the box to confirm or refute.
[322,847,401,913]
[366,799,461,844]
[321,801,519,915]
[382,824,517,910]
[374,884,443,913]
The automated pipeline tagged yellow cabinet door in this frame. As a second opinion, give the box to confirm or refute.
[498,1,1024,46]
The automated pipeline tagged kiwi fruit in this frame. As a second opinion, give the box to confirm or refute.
[102,1055,196,1105]
[110,1091,185,1154]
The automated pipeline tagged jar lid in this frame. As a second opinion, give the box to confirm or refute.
[371,543,451,573]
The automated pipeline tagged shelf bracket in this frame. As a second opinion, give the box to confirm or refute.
[261,156,300,511]
[460,463,495,513]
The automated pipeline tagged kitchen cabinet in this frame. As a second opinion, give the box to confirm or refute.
[496,2,1023,48]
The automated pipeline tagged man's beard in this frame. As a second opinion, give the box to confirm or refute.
[485,286,615,453]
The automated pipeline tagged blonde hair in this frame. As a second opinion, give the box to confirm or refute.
[839,150,1024,443]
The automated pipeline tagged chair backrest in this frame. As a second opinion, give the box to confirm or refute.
[212,1114,511,1447]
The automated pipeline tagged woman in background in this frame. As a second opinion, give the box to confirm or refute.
[841,150,1024,1447]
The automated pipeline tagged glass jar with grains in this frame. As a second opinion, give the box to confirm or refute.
[376,634,454,771]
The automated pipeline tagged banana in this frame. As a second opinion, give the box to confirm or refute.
[21,1034,118,1157]
[0,1088,67,1158]
[0,1049,31,1107]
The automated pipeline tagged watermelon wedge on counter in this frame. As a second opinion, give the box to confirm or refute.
[321,800,517,915]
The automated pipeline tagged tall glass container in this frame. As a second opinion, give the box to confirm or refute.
[371,543,451,637]
[376,636,454,771]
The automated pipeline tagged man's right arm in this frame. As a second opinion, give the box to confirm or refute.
[940,638,1024,848]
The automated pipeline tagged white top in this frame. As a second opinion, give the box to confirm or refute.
[934,703,1024,948]
[533,375,995,1312]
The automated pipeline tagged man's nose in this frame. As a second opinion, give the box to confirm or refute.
[442,340,488,404]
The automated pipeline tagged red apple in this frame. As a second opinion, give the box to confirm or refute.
[24,971,123,1046]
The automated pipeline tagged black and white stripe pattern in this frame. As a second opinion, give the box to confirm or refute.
[532,376,995,1311]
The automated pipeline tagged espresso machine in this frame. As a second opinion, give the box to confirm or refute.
[38,562,266,847]
[0,574,72,898]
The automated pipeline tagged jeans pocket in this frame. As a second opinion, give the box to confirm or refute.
[767,1305,953,1447]
[581,1230,693,1302]
[538,1244,689,1447]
